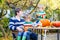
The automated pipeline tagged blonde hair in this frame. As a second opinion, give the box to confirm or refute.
[25,15,32,20]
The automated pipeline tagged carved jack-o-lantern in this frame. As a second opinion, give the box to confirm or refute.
[40,19,50,27]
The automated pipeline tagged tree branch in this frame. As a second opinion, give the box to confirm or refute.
[0,26,6,37]
[6,0,21,9]
[29,0,40,14]
[22,0,27,9]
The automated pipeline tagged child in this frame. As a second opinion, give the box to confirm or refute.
[36,4,46,20]
[35,4,47,40]
[24,15,38,40]
[24,15,33,31]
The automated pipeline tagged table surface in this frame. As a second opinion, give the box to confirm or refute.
[27,27,60,30]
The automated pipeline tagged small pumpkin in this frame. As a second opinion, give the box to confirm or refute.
[40,19,50,27]
[24,25,32,31]
[51,21,60,27]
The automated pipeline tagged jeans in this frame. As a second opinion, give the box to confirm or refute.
[26,31,38,40]
[30,32,38,40]
[12,31,38,40]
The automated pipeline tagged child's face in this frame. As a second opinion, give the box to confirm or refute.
[25,17,31,22]
[39,7,44,11]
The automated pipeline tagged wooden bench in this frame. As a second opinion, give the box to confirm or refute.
[11,27,40,40]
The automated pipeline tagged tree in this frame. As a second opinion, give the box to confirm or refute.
[0,0,41,40]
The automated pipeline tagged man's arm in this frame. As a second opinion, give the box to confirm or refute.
[9,18,16,30]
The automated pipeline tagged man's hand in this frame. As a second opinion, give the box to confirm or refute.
[16,27,23,32]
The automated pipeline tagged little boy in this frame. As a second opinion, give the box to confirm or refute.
[24,15,38,40]
[36,4,46,20]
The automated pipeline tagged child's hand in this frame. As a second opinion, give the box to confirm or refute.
[16,27,23,32]
[28,28,32,32]
[36,14,41,16]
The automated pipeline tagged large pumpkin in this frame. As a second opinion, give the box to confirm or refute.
[51,21,60,27]
[40,19,50,27]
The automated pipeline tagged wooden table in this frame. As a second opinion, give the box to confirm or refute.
[28,27,60,40]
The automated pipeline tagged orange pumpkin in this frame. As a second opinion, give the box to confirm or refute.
[51,21,60,27]
[40,19,50,27]
[24,25,32,31]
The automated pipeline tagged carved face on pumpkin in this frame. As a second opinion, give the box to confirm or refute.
[40,19,50,27]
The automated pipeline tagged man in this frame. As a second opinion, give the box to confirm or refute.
[9,8,27,40]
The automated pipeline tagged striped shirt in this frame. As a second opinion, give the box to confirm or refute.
[24,21,33,27]
[24,21,41,27]
[36,11,46,20]
[9,17,25,30]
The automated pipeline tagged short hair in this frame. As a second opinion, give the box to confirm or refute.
[38,4,44,8]
[15,8,21,15]
[25,14,31,19]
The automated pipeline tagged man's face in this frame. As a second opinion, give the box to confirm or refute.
[17,11,23,16]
